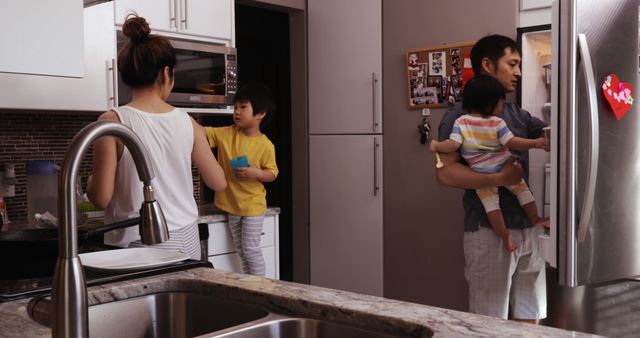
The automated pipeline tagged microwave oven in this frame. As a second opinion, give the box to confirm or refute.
[117,32,237,108]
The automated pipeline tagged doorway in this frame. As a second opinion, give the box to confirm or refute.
[235,3,293,280]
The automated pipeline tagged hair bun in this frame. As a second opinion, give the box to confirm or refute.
[122,14,151,43]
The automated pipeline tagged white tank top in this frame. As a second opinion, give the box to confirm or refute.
[104,106,198,247]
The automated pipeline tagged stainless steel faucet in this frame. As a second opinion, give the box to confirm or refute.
[51,121,170,338]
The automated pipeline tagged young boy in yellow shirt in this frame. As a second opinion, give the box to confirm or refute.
[205,83,278,276]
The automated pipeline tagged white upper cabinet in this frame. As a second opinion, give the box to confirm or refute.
[0,2,116,111]
[0,0,84,77]
[181,0,233,40]
[116,0,234,43]
[116,0,175,32]
[308,0,382,134]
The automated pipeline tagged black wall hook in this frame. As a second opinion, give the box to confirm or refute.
[418,117,430,144]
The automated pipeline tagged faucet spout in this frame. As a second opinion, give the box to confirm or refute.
[51,121,169,338]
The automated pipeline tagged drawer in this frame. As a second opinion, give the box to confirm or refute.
[207,222,236,255]
[262,246,277,279]
[208,252,242,273]
[261,216,276,248]
[207,216,277,256]
[208,246,277,279]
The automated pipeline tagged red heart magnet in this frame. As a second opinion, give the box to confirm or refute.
[602,74,634,120]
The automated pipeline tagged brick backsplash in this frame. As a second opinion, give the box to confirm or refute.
[0,111,200,224]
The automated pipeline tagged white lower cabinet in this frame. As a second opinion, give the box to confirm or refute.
[206,214,279,279]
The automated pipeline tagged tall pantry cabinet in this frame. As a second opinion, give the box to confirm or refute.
[308,0,383,296]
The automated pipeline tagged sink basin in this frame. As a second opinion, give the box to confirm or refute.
[29,291,407,338]
[201,317,399,338]
[29,292,269,338]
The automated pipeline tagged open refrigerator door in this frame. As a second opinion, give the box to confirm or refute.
[517,24,556,267]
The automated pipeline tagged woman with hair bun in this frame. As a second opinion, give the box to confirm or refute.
[87,14,227,260]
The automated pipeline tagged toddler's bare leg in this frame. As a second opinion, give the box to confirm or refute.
[521,201,550,229]
[487,209,517,252]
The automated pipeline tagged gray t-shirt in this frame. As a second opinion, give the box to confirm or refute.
[438,102,546,232]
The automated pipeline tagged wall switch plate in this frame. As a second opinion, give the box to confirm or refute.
[422,108,431,116]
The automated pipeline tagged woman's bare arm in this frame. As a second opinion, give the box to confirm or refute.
[86,111,120,209]
[191,119,227,192]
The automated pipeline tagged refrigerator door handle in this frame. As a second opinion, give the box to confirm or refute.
[576,33,599,243]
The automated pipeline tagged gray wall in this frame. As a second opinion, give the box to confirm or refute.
[382,0,517,311]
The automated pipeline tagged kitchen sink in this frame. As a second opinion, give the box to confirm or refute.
[29,292,269,338]
[200,317,399,338]
[29,291,405,338]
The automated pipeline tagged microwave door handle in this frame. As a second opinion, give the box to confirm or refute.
[576,33,599,243]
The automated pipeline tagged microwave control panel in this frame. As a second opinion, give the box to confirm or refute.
[226,54,238,95]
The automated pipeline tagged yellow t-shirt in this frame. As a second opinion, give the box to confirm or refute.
[205,125,278,216]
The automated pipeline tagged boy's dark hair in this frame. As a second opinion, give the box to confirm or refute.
[470,34,520,75]
[462,75,506,117]
[233,83,275,119]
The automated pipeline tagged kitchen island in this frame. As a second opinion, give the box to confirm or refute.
[0,267,601,337]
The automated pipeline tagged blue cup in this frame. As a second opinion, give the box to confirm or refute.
[230,155,249,170]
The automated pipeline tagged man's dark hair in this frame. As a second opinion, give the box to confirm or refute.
[233,83,275,118]
[462,75,506,117]
[470,34,520,75]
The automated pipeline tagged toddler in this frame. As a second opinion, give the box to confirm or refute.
[205,83,278,275]
[430,75,549,251]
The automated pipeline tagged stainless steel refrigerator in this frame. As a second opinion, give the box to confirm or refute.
[544,0,640,336]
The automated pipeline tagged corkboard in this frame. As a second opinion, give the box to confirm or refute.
[406,41,475,109]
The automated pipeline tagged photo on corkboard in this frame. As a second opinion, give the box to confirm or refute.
[429,51,446,76]
[406,41,475,109]
[450,49,461,76]
[450,74,463,100]
[424,87,439,104]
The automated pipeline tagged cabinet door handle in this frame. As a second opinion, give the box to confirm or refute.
[170,0,177,29]
[106,59,116,108]
[181,0,188,30]
[373,138,380,196]
[372,72,379,132]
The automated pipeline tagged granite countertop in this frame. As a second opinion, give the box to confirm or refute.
[8,205,280,231]
[0,267,601,338]
[196,205,281,224]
